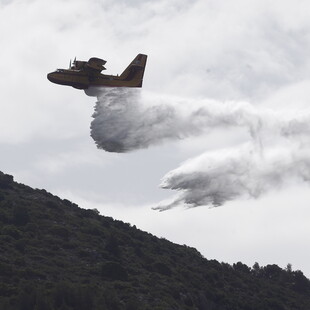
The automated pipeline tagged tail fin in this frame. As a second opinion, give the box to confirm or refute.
[119,54,147,87]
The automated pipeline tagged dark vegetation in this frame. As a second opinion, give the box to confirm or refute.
[0,171,309,309]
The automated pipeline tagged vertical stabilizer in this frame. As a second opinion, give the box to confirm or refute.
[119,54,147,87]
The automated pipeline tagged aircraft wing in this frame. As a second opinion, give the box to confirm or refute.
[85,57,107,72]
[72,57,106,72]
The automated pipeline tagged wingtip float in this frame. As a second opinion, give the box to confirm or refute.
[47,54,147,90]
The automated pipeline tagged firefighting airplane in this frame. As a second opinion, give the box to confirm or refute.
[47,54,147,91]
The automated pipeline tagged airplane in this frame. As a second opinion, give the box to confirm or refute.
[47,54,147,90]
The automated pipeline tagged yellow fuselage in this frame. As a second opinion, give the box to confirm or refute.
[47,70,140,89]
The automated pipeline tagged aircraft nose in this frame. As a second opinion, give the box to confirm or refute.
[47,72,53,82]
[47,72,58,84]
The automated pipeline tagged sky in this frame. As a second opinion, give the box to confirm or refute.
[1,0,310,276]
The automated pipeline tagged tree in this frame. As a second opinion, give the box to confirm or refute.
[286,263,292,273]
[13,206,29,226]
[101,261,128,281]
[105,235,120,257]
[252,262,261,276]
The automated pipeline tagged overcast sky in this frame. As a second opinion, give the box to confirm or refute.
[1,0,310,276]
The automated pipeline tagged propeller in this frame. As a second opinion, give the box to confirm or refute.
[69,59,71,69]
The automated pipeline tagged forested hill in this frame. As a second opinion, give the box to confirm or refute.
[0,171,310,310]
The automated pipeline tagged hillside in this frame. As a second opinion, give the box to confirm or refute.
[0,171,309,310]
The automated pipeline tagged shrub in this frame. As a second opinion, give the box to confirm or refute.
[101,262,128,281]
[0,173,13,189]
[1,225,21,239]
[12,206,29,226]
[152,262,172,277]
